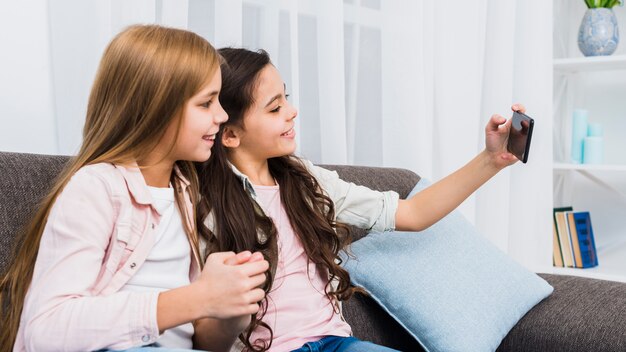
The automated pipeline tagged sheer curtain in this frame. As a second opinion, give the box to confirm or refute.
[0,0,553,270]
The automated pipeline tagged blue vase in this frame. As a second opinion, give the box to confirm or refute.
[578,8,619,56]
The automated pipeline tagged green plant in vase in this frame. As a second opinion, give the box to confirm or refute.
[584,0,621,8]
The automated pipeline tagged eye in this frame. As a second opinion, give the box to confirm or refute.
[285,93,290,100]
[200,100,212,108]
[270,106,281,113]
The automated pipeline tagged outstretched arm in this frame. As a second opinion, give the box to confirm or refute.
[394,104,525,232]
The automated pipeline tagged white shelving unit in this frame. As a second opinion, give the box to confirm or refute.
[551,0,626,283]
[554,55,626,73]
[552,241,626,282]
[554,163,626,172]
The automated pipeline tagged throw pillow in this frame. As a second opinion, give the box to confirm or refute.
[341,179,553,352]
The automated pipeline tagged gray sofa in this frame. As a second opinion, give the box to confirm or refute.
[1,151,626,351]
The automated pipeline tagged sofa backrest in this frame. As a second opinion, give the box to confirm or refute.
[0,151,423,350]
[0,152,70,273]
[319,164,421,241]
[0,151,420,274]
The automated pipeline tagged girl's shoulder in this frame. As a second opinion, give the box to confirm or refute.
[297,158,340,184]
[50,163,128,227]
[76,162,118,176]
[72,162,121,182]
[68,162,131,198]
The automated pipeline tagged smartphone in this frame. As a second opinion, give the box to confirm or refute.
[507,111,534,163]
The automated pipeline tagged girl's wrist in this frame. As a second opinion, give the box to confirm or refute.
[188,281,216,320]
[157,284,207,332]
[479,149,505,173]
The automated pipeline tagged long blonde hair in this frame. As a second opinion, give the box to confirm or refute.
[0,24,220,350]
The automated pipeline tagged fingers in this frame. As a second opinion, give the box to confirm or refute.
[246,288,266,305]
[240,259,270,277]
[502,116,512,129]
[224,251,253,265]
[486,104,527,134]
[216,251,264,266]
[248,272,267,289]
[486,114,506,132]
[248,252,265,262]
[198,251,270,320]
[206,251,237,264]
[243,303,261,315]
[511,103,526,113]
[229,289,265,316]
[205,250,268,284]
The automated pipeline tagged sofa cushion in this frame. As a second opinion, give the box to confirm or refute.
[342,179,553,352]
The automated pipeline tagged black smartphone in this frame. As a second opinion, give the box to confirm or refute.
[507,111,534,163]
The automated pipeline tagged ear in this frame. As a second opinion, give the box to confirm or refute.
[221,125,241,148]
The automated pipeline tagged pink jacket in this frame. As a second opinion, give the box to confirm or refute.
[14,162,201,352]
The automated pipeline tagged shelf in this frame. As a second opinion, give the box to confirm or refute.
[549,0,626,285]
[549,267,626,283]
[545,241,626,283]
[554,55,626,73]
[554,163,626,172]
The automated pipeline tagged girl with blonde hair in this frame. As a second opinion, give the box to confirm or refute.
[0,25,268,352]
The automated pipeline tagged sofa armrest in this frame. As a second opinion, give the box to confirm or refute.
[497,274,626,351]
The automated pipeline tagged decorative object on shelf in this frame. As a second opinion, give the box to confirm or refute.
[553,207,599,269]
[587,122,604,137]
[571,109,589,163]
[584,123,604,164]
[553,207,573,268]
[554,208,575,267]
[565,211,599,268]
[578,0,622,56]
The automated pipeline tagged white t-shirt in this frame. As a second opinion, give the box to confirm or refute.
[120,185,194,348]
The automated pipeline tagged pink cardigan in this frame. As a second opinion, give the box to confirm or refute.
[14,162,201,352]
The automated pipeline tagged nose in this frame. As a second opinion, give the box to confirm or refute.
[287,103,297,121]
[215,102,229,124]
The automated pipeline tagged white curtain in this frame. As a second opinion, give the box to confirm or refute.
[0,0,553,271]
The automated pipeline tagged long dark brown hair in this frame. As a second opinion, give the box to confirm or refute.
[196,48,360,352]
[0,25,220,350]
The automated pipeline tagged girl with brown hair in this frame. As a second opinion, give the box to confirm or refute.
[0,26,268,351]
[197,48,526,352]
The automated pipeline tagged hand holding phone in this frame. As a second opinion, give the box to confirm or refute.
[507,111,534,163]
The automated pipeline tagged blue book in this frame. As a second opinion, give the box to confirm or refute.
[572,212,599,268]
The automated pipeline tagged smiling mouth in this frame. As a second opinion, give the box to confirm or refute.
[202,134,216,142]
[281,128,295,137]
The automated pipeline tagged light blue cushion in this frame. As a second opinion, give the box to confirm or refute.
[341,179,553,352]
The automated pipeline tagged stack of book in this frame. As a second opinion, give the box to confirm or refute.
[553,207,599,268]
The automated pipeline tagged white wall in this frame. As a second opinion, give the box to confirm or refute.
[47,0,119,155]
[0,0,58,154]
[0,0,169,155]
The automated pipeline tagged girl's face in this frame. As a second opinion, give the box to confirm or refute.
[167,67,228,162]
[232,64,297,161]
